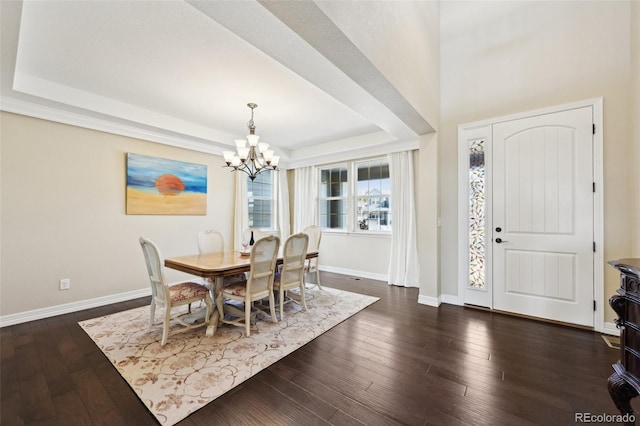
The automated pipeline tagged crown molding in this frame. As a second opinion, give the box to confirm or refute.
[1,96,222,156]
[1,96,421,168]
[287,137,420,168]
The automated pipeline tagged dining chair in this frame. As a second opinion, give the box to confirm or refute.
[197,229,246,286]
[273,233,309,319]
[302,225,322,290]
[216,235,280,336]
[197,229,224,254]
[139,237,213,346]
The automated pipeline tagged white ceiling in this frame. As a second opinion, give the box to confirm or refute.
[1,0,434,167]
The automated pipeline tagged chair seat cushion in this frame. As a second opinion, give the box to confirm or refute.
[224,273,247,284]
[221,281,248,297]
[169,281,209,302]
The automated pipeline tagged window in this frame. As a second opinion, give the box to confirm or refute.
[318,158,391,233]
[247,172,273,229]
[468,139,486,289]
[356,159,391,231]
[319,165,348,230]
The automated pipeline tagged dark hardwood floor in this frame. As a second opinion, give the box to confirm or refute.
[0,272,630,425]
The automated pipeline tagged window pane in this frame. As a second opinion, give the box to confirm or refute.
[320,166,347,198]
[357,179,368,196]
[356,160,390,197]
[381,177,391,194]
[326,167,347,197]
[249,199,272,228]
[356,196,392,231]
[247,173,271,197]
[469,139,486,289]
[320,169,329,184]
[356,196,369,230]
[319,199,346,230]
[247,173,272,229]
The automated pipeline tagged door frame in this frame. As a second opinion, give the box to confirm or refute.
[457,98,604,332]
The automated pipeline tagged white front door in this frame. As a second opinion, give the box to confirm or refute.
[492,107,594,326]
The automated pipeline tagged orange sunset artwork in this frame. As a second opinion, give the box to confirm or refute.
[126,153,207,215]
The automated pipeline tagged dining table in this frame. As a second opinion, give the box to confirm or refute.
[164,249,319,335]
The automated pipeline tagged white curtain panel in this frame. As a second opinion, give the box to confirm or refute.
[233,172,249,250]
[387,151,420,287]
[274,170,291,243]
[293,165,318,232]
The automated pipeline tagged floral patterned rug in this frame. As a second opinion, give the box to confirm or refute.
[79,286,379,425]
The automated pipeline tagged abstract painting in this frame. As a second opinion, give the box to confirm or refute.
[126,153,207,215]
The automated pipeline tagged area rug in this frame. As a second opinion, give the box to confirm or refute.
[79,286,379,425]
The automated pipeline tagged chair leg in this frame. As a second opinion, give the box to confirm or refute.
[269,291,278,324]
[279,288,285,320]
[299,283,307,311]
[245,299,251,337]
[315,268,322,290]
[161,306,171,346]
[149,301,156,330]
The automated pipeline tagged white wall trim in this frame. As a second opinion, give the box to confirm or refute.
[318,265,387,282]
[418,294,441,307]
[603,322,621,337]
[288,136,420,169]
[1,96,416,170]
[0,287,151,328]
[0,96,222,156]
[441,294,463,306]
[592,98,605,334]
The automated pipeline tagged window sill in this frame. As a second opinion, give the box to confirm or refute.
[322,230,391,238]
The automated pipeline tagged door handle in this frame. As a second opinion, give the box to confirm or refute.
[495,238,509,243]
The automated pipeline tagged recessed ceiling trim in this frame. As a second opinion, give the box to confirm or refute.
[1,96,220,156]
[287,137,419,169]
[12,72,237,147]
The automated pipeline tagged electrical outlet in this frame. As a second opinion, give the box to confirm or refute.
[59,278,70,290]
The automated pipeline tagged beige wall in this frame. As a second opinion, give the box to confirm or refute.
[0,112,234,316]
[417,133,439,301]
[440,1,634,323]
[320,233,391,278]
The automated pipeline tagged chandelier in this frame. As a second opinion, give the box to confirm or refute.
[222,103,279,181]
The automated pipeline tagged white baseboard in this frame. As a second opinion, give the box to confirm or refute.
[418,294,441,307]
[440,294,463,306]
[319,265,388,282]
[0,288,151,328]
[603,322,621,336]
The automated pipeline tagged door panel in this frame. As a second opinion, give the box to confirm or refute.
[493,107,593,326]
[505,250,575,300]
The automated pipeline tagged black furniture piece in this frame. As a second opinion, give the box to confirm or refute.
[608,258,640,424]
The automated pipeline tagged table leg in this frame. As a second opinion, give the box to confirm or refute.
[205,277,224,336]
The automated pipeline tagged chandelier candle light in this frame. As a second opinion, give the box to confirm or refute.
[222,103,279,181]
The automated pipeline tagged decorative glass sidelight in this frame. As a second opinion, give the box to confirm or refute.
[469,139,486,289]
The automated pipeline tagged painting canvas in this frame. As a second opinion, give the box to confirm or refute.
[126,153,207,215]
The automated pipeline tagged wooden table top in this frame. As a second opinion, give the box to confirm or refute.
[165,250,318,278]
